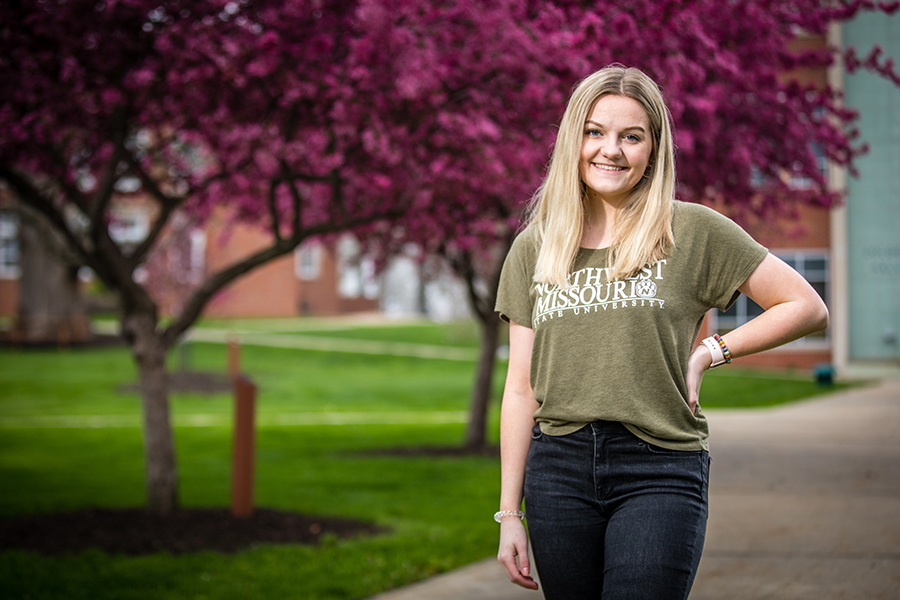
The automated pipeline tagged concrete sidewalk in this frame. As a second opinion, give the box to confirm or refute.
[370,378,900,600]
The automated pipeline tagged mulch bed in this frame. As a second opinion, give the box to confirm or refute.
[1,334,487,556]
[0,507,386,556]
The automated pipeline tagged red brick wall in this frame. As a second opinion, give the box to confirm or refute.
[200,212,377,318]
[201,214,298,318]
[738,204,831,251]
[733,348,832,372]
[294,248,379,316]
[0,279,17,317]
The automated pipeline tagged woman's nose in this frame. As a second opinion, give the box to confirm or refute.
[601,138,622,158]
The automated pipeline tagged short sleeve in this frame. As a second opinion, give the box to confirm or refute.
[495,227,537,327]
[687,204,768,311]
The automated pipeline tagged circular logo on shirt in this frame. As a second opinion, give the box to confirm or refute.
[635,279,657,298]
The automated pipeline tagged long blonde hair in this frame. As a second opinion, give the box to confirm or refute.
[529,65,676,287]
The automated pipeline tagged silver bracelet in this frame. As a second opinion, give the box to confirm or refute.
[494,510,525,523]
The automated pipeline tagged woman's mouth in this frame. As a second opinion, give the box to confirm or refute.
[593,163,626,172]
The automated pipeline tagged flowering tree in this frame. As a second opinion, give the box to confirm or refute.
[0,0,417,513]
[356,0,900,449]
[2,0,897,511]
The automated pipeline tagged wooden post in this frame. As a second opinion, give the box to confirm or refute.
[57,319,71,351]
[227,336,240,381]
[231,375,256,518]
[9,318,23,350]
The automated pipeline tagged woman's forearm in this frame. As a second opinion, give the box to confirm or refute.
[499,389,539,512]
[499,321,539,511]
[722,295,828,360]
[497,370,541,591]
[689,255,828,399]
[722,253,829,359]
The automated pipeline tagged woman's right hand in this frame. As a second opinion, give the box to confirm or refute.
[497,518,539,590]
[686,344,712,414]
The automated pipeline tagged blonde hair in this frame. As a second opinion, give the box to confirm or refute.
[529,65,676,287]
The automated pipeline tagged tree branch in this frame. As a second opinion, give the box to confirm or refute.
[116,152,185,268]
[278,159,305,237]
[459,251,493,323]
[162,208,406,348]
[327,168,349,223]
[123,152,182,207]
[0,166,94,269]
[46,144,92,216]
[128,196,180,268]
[267,177,284,243]
[89,105,130,224]
[0,164,154,315]
[844,45,900,87]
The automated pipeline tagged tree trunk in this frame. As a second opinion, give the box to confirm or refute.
[125,310,178,514]
[16,216,89,344]
[464,312,501,451]
[456,237,514,453]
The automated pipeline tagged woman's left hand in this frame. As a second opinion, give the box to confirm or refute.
[686,345,712,414]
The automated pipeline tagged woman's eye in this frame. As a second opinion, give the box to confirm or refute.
[585,129,602,137]
[624,134,641,143]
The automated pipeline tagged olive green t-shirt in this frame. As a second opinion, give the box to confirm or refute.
[495,201,768,451]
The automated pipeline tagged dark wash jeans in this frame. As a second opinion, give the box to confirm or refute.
[524,421,709,600]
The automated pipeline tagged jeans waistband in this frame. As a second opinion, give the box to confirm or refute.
[588,420,630,435]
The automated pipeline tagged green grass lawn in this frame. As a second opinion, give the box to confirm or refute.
[0,320,854,599]
[196,317,484,348]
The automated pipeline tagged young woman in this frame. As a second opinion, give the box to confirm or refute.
[494,65,828,599]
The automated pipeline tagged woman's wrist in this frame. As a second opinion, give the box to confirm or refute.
[688,344,713,372]
[494,510,526,523]
[691,344,713,370]
[700,334,732,368]
[498,499,524,513]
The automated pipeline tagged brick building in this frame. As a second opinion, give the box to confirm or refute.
[0,208,19,318]
[193,210,379,319]
[703,17,900,375]
[699,30,835,372]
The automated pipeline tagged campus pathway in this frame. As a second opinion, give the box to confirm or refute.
[369,376,900,600]
[90,318,480,362]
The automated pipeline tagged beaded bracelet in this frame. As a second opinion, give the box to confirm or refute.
[713,334,733,363]
[494,510,525,523]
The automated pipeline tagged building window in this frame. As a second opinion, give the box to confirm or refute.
[790,107,828,189]
[789,142,828,190]
[715,250,829,346]
[108,206,150,245]
[189,228,206,285]
[294,241,321,281]
[339,256,378,300]
[0,212,21,279]
[336,235,378,299]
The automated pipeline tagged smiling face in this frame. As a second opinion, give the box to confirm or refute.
[579,94,654,208]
